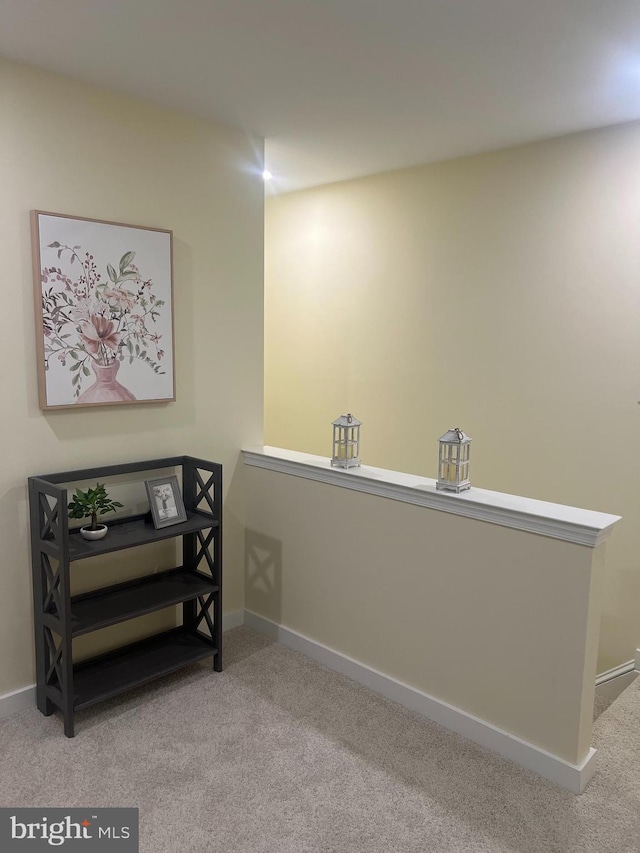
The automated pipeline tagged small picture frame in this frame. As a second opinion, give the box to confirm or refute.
[145,475,187,529]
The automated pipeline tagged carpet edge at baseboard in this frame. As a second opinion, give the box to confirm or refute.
[244,609,597,794]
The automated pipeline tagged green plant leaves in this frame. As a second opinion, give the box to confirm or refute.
[67,482,124,521]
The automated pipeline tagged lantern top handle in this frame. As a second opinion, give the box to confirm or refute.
[332,413,362,427]
[438,427,471,443]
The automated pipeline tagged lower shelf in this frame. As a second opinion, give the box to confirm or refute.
[73,628,216,710]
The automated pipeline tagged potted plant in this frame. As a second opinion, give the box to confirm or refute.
[68,482,123,540]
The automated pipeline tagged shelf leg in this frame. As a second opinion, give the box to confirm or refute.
[38,697,55,716]
[63,711,75,738]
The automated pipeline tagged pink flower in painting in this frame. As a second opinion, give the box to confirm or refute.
[80,315,121,357]
[71,297,104,323]
[103,288,136,311]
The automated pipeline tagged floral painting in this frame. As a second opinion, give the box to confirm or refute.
[32,212,174,409]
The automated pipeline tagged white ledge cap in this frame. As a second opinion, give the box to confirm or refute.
[243,446,621,547]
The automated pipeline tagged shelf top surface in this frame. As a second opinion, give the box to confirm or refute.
[72,628,216,710]
[69,568,218,636]
[31,455,221,485]
[67,511,217,560]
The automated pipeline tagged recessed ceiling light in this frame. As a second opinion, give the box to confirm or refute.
[262,170,273,181]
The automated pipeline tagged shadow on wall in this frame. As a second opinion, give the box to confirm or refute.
[245,529,282,624]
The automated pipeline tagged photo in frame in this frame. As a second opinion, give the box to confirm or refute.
[145,475,188,529]
[31,211,175,410]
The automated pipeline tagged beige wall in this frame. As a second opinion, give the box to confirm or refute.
[245,466,604,765]
[265,122,640,673]
[0,60,264,695]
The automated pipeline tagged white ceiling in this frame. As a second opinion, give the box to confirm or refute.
[2,0,640,191]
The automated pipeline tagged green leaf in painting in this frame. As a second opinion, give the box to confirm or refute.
[107,263,117,283]
[119,251,135,273]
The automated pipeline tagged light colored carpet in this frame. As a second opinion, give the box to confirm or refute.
[1,627,639,852]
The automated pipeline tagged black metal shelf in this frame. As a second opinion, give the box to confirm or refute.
[70,568,218,636]
[67,510,217,561]
[29,455,223,737]
[73,627,216,710]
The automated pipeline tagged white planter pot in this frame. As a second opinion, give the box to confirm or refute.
[80,524,108,541]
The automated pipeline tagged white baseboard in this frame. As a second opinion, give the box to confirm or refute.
[596,658,638,703]
[0,685,36,720]
[222,610,245,631]
[596,660,636,685]
[244,610,597,794]
[596,670,638,702]
[636,649,640,671]
[0,611,245,722]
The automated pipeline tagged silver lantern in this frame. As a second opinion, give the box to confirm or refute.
[331,413,362,468]
[436,427,472,492]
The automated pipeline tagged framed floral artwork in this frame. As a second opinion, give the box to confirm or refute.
[31,211,175,410]
[145,475,187,529]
